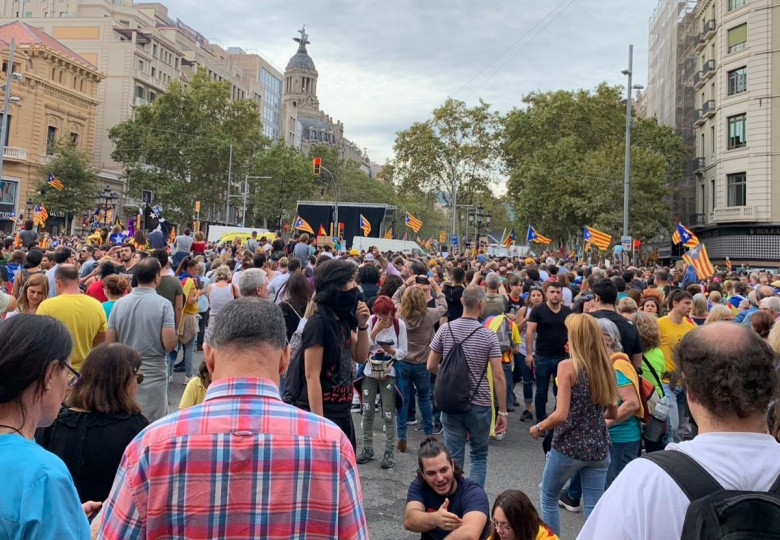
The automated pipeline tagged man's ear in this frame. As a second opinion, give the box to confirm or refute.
[279,344,291,376]
[203,344,216,374]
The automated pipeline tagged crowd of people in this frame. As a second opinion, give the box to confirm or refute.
[0,222,779,539]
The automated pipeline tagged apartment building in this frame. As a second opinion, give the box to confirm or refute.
[0,20,103,234]
[690,0,780,261]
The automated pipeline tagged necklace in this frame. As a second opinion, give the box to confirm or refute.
[0,423,24,437]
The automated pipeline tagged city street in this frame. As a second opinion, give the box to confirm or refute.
[167,351,583,540]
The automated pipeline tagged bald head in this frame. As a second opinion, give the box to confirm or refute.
[757,286,775,301]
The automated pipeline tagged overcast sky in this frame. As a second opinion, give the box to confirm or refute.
[163,0,659,164]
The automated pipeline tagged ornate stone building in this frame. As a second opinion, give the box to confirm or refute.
[282,27,370,174]
[0,21,103,233]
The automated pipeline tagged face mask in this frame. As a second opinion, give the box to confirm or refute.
[331,287,359,319]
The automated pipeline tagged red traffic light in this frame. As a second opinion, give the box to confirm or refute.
[312,157,322,176]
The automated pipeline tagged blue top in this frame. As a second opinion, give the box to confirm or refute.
[0,434,90,539]
[608,371,642,443]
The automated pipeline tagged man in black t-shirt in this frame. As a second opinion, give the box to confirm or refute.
[404,437,489,540]
[526,281,572,423]
[590,278,643,368]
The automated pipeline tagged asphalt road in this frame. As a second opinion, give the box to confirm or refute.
[167,351,584,540]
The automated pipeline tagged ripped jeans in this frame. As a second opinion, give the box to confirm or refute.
[361,375,396,454]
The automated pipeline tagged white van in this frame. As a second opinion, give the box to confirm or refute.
[351,236,426,256]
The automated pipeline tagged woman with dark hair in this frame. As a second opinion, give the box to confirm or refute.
[172,256,201,382]
[639,296,662,316]
[357,263,380,308]
[299,259,370,448]
[0,315,100,537]
[751,309,775,340]
[37,343,148,503]
[10,248,44,297]
[489,490,558,540]
[378,274,403,299]
[86,260,118,302]
[279,272,311,342]
[129,229,147,250]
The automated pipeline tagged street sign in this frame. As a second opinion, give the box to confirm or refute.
[621,235,632,251]
[451,234,458,246]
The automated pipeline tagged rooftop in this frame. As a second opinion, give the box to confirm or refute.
[0,21,98,70]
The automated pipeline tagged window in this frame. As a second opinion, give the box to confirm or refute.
[728,0,746,10]
[149,92,156,102]
[727,114,746,148]
[711,179,716,211]
[711,125,715,154]
[135,86,145,99]
[69,132,78,145]
[728,67,747,95]
[727,172,746,206]
[46,126,57,155]
[728,24,747,53]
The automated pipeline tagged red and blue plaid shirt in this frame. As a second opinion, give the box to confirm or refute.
[99,378,368,539]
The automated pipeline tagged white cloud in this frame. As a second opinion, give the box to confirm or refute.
[162,0,659,162]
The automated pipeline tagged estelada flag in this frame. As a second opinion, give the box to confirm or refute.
[672,223,699,248]
[682,243,715,279]
[405,212,423,233]
[583,226,612,251]
[293,216,315,235]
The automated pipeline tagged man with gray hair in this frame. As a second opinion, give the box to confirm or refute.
[238,267,269,299]
[99,298,368,539]
[482,271,507,318]
[759,295,780,322]
[741,285,775,327]
[427,285,507,488]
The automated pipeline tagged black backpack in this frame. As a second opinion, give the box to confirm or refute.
[433,324,486,414]
[644,451,780,539]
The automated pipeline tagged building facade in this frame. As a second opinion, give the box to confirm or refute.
[282,27,370,174]
[0,21,103,234]
[690,0,780,261]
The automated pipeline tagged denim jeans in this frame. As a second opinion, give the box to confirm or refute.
[535,355,563,422]
[396,362,432,440]
[167,337,195,378]
[441,405,492,488]
[567,440,640,502]
[541,449,610,536]
[502,363,514,410]
[515,352,533,404]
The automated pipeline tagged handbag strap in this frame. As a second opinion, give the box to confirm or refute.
[642,354,665,397]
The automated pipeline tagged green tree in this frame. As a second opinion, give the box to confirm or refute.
[391,98,501,215]
[35,139,99,231]
[109,69,267,224]
[502,84,684,244]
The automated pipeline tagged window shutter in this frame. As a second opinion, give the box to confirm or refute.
[728,24,747,47]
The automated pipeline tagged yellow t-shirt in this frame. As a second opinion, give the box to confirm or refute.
[487,526,559,540]
[37,294,107,370]
[182,277,199,316]
[179,376,208,409]
[657,315,695,375]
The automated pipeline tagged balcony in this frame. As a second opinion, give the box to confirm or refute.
[702,59,716,81]
[702,99,716,119]
[693,156,705,174]
[133,96,148,107]
[710,205,756,223]
[2,147,27,161]
[690,213,706,226]
[701,19,716,41]
[695,32,706,52]
[693,70,705,89]
[693,108,705,126]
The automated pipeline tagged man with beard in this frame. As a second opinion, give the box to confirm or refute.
[404,437,489,540]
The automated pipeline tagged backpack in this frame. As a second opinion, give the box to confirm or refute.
[483,293,508,316]
[433,324,487,414]
[282,315,308,406]
[492,315,512,353]
[644,451,780,539]
[640,356,665,424]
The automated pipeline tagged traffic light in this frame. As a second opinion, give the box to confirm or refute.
[312,157,321,176]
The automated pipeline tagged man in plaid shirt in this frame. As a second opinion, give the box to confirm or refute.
[98,298,367,539]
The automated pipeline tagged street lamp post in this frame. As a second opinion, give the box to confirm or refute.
[318,165,338,237]
[0,39,23,221]
[467,205,492,255]
[25,197,32,223]
[242,175,271,227]
[97,185,118,228]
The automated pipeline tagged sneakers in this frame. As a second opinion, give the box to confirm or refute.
[397,439,407,453]
[356,448,374,464]
[406,419,417,425]
[433,421,444,435]
[173,363,185,373]
[351,403,362,412]
[513,393,520,407]
[520,410,534,422]
[381,451,394,469]
[559,490,582,513]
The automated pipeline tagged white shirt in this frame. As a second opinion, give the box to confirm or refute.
[268,271,290,304]
[362,316,408,378]
[577,433,780,540]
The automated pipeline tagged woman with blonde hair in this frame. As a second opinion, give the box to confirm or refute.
[705,303,734,324]
[394,278,447,452]
[6,272,48,317]
[690,293,709,326]
[529,314,617,536]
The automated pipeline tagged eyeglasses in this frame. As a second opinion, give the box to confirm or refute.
[63,363,80,388]
[135,370,145,384]
[491,518,512,532]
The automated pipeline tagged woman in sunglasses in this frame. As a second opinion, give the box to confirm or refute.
[0,315,100,538]
[37,343,149,503]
